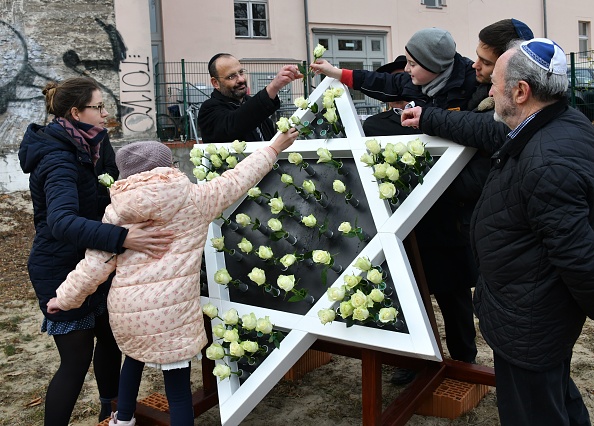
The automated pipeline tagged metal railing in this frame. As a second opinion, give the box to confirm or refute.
[567,50,594,121]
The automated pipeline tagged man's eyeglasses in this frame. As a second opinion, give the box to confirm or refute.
[217,68,247,81]
[84,102,106,114]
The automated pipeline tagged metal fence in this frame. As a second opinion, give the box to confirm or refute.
[567,50,594,121]
[154,51,594,140]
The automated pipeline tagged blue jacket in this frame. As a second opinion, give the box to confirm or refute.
[19,122,128,321]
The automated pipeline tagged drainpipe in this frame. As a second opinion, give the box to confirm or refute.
[542,0,548,38]
[304,0,311,96]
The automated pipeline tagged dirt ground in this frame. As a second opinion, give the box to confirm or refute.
[1,190,593,426]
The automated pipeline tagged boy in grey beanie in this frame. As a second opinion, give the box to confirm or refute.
[405,28,456,74]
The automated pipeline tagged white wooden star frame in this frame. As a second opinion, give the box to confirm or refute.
[199,76,476,425]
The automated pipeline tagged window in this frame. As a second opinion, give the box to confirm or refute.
[421,0,446,7]
[578,21,590,57]
[235,1,269,38]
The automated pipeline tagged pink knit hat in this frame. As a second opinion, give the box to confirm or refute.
[116,141,173,179]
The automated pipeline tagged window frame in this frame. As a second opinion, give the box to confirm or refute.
[578,21,590,57]
[234,0,270,39]
[421,0,446,8]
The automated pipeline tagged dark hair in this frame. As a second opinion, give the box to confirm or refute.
[207,53,232,77]
[42,77,101,120]
[479,19,533,58]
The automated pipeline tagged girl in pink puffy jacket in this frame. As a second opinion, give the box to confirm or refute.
[47,128,298,426]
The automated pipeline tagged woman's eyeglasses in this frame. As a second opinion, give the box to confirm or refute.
[84,102,106,113]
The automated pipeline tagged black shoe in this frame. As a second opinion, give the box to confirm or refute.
[390,368,416,385]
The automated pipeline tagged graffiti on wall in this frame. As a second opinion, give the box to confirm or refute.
[0,16,155,138]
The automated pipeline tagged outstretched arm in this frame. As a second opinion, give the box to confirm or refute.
[266,65,303,99]
[310,59,343,80]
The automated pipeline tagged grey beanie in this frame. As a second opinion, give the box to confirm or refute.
[405,28,456,74]
[116,140,173,179]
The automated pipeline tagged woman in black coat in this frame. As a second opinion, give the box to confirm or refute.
[19,77,172,425]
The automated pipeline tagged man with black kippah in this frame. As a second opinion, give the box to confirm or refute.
[198,53,302,143]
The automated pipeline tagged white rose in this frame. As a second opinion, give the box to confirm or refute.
[400,152,416,166]
[290,115,301,125]
[316,148,333,163]
[332,87,344,98]
[190,156,203,166]
[352,307,370,321]
[365,139,382,155]
[339,301,354,318]
[378,307,398,323]
[378,182,397,200]
[210,237,225,251]
[281,174,293,185]
[214,268,232,285]
[294,96,309,110]
[338,222,352,234]
[209,154,223,168]
[231,140,246,154]
[97,173,114,188]
[235,213,251,227]
[366,269,383,284]
[213,364,231,380]
[205,144,218,155]
[302,180,316,194]
[267,218,283,232]
[202,303,218,319]
[360,153,375,166]
[383,150,398,164]
[353,257,372,271]
[222,308,239,325]
[247,187,261,198]
[327,286,346,302]
[206,171,219,181]
[386,166,400,182]
[192,166,207,181]
[256,316,273,334]
[276,116,291,133]
[312,250,332,265]
[189,147,204,159]
[288,152,303,165]
[237,237,253,254]
[301,214,317,228]
[212,323,226,338]
[205,343,225,360]
[241,312,258,330]
[333,180,346,193]
[229,341,245,358]
[240,340,259,353]
[256,245,274,260]
[323,107,337,124]
[217,146,229,160]
[313,43,327,59]
[344,274,362,289]
[394,142,408,155]
[369,288,385,303]
[317,308,335,325]
[280,254,297,268]
[223,328,239,343]
[248,267,266,286]
[226,156,238,168]
[350,289,368,308]
[407,138,425,156]
[277,274,295,292]
[268,197,284,214]
[373,163,389,179]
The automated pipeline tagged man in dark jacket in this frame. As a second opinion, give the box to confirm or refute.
[402,38,594,426]
[197,53,302,143]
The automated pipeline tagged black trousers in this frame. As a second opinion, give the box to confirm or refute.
[493,352,591,426]
[434,287,477,363]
